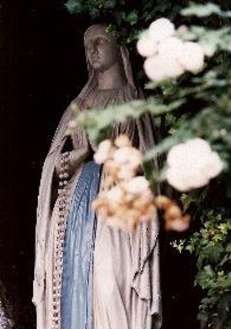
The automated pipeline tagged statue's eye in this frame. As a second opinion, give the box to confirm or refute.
[96,38,107,46]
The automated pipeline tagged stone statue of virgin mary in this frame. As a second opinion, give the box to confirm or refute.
[33,24,161,329]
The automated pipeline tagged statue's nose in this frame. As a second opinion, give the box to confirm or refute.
[89,44,98,56]
[87,44,93,53]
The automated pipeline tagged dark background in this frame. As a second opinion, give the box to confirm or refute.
[0,1,199,328]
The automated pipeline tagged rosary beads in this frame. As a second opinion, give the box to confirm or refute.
[52,152,70,329]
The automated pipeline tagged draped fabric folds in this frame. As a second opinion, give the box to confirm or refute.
[61,161,101,329]
[33,26,162,329]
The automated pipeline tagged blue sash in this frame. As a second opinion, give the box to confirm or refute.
[61,161,101,329]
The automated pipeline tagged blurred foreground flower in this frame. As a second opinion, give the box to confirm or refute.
[93,184,189,232]
[93,135,190,232]
[149,18,175,42]
[166,138,223,191]
[94,139,114,164]
[137,31,158,57]
[92,176,156,231]
[155,196,190,232]
[94,134,142,184]
[137,17,206,81]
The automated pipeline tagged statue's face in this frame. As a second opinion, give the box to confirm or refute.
[85,29,120,72]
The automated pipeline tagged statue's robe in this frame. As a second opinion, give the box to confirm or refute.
[33,43,162,329]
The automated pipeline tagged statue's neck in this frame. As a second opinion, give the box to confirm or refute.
[97,62,126,90]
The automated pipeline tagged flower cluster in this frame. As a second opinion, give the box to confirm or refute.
[94,135,143,184]
[93,135,190,232]
[166,138,223,192]
[137,18,205,81]
[93,135,154,230]
[92,176,156,231]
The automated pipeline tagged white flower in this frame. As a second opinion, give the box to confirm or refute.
[166,138,223,191]
[144,54,184,81]
[114,134,131,148]
[178,42,205,74]
[139,18,206,82]
[144,55,166,81]
[206,152,224,178]
[117,165,136,180]
[149,18,175,43]
[158,37,184,59]
[137,31,158,58]
[113,146,143,168]
[106,185,124,205]
[94,139,113,164]
[123,176,150,195]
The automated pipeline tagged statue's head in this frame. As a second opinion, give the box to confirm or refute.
[84,24,121,72]
[81,24,137,96]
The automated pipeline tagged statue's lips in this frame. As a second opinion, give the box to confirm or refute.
[90,56,101,64]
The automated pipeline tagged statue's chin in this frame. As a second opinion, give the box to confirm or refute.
[90,61,103,70]
[91,62,113,73]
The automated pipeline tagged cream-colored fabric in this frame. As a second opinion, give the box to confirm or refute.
[94,219,161,329]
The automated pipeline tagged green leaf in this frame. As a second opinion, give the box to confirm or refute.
[181,3,231,18]
[65,0,83,13]
[74,98,185,143]
[125,11,138,26]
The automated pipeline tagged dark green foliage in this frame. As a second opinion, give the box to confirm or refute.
[186,211,231,329]
[65,0,188,45]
